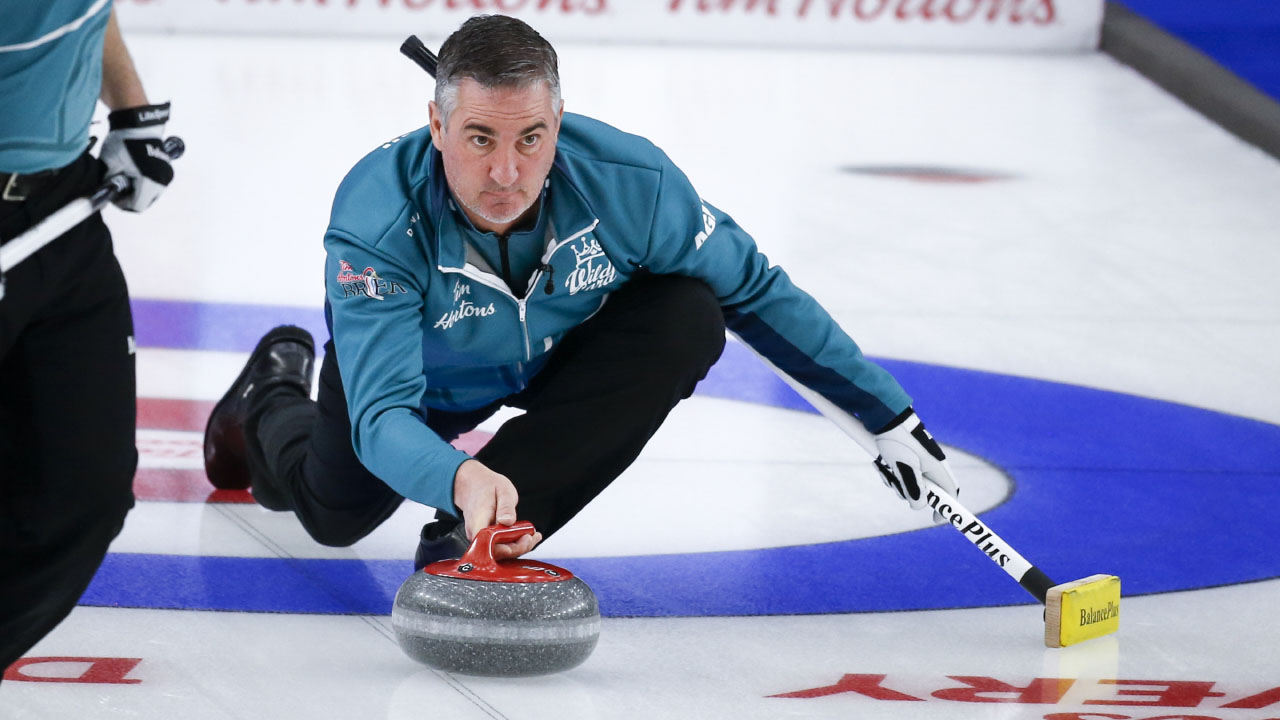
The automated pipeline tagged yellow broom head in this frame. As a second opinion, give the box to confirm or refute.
[1045,574,1121,647]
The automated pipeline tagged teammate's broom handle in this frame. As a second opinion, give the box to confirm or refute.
[401,35,439,78]
[0,136,185,299]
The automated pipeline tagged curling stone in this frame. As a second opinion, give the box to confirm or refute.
[391,521,600,677]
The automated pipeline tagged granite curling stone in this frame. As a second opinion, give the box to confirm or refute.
[391,521,600,677]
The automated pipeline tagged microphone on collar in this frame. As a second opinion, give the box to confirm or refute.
[539,264,555,295]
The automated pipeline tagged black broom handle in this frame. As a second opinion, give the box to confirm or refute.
[400,35,438,78]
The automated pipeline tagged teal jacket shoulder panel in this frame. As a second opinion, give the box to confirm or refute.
[550,113,663,271]
[327,128,435,263]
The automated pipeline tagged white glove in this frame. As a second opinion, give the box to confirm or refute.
[873,408,959,512]
[99,102,174,212]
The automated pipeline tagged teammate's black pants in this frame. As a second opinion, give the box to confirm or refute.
[249,274,726,548]
[0,153,137,672]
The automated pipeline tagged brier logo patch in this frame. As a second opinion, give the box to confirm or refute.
[336,260,405,301]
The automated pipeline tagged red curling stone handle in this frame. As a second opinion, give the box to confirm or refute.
[423,521,574,583]
[459,521,538,573]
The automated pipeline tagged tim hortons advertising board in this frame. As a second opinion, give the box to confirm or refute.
[114,0,1104,52]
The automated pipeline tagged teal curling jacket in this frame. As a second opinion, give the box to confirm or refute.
[323,113,911,516]
[0,0,110,174]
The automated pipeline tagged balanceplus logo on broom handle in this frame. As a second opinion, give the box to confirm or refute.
[923,480,1034,581]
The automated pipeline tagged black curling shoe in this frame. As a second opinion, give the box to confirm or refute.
[415,520,471,569]
[203,325,315,491]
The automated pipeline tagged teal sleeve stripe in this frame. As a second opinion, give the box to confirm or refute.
[724,307,911,431]
[0,0,111,53]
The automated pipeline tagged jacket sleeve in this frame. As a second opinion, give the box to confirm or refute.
[636,153,911,433]
[323,227,469,516]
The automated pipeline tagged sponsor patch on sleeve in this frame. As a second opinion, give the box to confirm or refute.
[336,260,406,301]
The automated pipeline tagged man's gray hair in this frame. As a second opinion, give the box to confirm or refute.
[434,15,562,128]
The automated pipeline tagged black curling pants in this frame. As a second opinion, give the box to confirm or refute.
[249,274,726,547]
[0,154,137,673]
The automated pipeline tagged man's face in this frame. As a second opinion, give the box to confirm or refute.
[429,78,562,236]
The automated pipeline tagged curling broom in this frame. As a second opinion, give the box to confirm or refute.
[754,348,1120,647]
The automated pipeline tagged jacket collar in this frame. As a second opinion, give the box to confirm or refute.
[428,147,600,272]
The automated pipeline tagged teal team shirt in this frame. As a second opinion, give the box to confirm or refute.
[323,113,913,516]
[0,0,111,174]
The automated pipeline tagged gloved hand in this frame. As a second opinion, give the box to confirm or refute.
[99,102,174,212]
[873,407,959,512]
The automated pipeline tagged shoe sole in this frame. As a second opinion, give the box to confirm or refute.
[202,325,315,490]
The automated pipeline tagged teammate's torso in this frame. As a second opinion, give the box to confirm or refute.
[0,0,111,174]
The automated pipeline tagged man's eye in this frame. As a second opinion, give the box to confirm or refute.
[471,136,491,147]
[521,135,539,146]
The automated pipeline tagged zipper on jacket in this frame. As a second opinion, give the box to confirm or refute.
[435,217,600,366]
[439,264,534,362]
[517,298,531,359]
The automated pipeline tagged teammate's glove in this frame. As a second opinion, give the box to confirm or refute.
[873,407,959,512]
[100,102,173,212]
